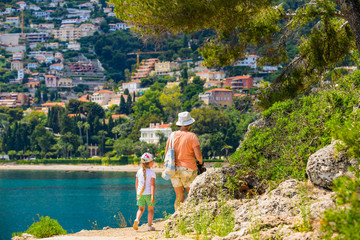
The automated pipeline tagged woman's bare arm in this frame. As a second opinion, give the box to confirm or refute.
[194,146,203,164]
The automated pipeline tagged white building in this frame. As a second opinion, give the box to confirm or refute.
[195,70,226,81]
[33,11,51,18]
[140,123,172,144]
[91,90,115,106]
[109,23,130,31]
[17,69,24,80]
[122,81,141,93]
[233,55,257,69]
[67,41,81,50]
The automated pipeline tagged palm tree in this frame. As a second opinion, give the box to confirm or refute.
[221,145,233,161]
[98,130,107,156]
[84,122,90,146]
[112,125,121,140]
[67,144,74,159]
[77,121,83,144]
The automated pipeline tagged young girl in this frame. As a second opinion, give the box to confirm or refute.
[133,152,156,231]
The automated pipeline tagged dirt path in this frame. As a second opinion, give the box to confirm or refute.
[40,220,189,240]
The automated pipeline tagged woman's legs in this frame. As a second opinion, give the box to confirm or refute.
[147,205,154,226]
[174,187,185,211]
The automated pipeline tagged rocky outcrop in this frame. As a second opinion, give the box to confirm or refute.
[306,141,358,189]
[166,178,334,240]
[188,165,266,204]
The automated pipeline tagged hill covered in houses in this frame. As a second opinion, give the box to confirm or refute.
[0,0,273,161]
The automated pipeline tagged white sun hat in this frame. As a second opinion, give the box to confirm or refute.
[141,152,153,163]
[176,111,195,126]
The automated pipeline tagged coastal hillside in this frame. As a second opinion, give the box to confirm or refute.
[13,70,360,240]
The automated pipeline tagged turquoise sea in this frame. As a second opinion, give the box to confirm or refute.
[0,170,176,240]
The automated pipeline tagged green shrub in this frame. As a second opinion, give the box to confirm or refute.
[230,70,360,182]
[25,216,67,238]
[321,169,360,239]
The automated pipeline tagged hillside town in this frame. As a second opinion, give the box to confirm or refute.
[0,0,281,161]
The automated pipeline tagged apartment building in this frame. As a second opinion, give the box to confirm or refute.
[131,58,159,81]
[233,55,257,69]
[53,24,81,41]
[224,75,253,91]
[154,61,179,76]
[70,62,96,72]
[26,32,49,43]
[199,88,233,107]
[195,70,226,81]
[0,92,30,108]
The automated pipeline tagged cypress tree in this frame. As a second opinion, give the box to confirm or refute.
[42,88,48,102]
[108,114,114,135]
[120,95,126,114]
[126,94,132,114]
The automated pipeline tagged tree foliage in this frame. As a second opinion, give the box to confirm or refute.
[111,0,360,107]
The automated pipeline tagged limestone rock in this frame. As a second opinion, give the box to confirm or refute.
[211,180,333,240]
[188,165,265,204]
[306,141,358,189]
[11,233,35,240]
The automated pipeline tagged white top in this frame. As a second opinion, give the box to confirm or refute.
[136,168,156,195]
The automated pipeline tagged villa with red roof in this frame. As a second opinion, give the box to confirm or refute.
[78,94,91,102]
[140,123,172,144]
[50,63,64,71]
[199,88,233,107]
[41,102,66,109]
[91,90,115,106]
[225,75,253,91]
[45,75,58,88]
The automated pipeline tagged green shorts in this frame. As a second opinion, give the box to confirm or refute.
[136,194,155,207]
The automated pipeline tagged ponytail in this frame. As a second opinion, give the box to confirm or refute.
[139,162,150,197]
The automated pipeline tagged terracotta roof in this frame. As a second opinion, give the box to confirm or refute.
[94,90,115,94]
[158,124,170,128]
[111,114,129,119]
[50,63,63,66]
[68,113,86,118]
[45,75,56,78]
[6,17,20,19]
[227,75,252,80]
[41,102,65,108]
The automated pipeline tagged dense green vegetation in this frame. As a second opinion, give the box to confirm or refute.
[321,169,360,240]
[231,70,360,182]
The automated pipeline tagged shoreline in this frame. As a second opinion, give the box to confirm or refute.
[0,164,164,173]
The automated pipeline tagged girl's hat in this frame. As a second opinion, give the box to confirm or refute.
[141,152,153,163]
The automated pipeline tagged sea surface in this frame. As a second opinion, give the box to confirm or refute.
[0,170,176,240]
